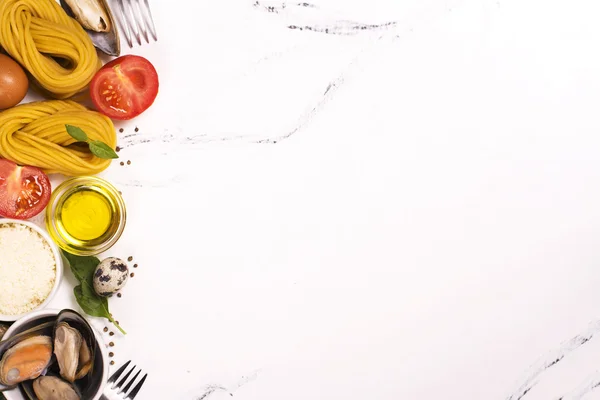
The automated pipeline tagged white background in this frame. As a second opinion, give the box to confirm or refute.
[34,0,600,398]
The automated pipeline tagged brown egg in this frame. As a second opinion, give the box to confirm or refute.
[0,54,28,110]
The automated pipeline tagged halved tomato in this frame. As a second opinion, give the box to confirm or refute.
[90,55,159,120]
[0,159,51,220]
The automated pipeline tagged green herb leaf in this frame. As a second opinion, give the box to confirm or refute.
[63,252,98,285]
[89,140,119,160]
[63,251,127,335]
[74,285,106,317]
[65,124,89,142]
[65,125,119,160]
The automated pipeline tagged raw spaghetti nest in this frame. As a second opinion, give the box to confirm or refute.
[0,101,117,176]
[0,0,101,99]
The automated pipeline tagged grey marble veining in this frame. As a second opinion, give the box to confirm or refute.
[77,1,600,399]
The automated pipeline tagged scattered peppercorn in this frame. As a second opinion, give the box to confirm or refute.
[135,127,139,132]
[130,273,135,278]
[116,321,120,325]
[117,293,122,298]
[109,331,115,336]
[109,352,114,357]
[128,256,133,262]
[120,161,124,166]
[103,327,108,333]
[133,264,138,268]
[110,361,115,365]
[109,342,115,347]
[116,146,121,152]
[119,128,124,133]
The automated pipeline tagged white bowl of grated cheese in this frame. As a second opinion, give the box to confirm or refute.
[0,219,63,321]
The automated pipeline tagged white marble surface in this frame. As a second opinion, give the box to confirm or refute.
[31,0,600,398]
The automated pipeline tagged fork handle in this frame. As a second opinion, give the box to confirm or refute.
[100,395,111,400]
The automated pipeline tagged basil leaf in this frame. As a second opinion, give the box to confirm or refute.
[63,251,126,335]
[65,125,119,161]
[74,285,108,318]
[63,252,98,285]
[89,141,119,159]
[65,124,89,142]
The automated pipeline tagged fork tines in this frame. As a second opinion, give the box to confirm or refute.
[109,360,148,399]
[115,0,158,48]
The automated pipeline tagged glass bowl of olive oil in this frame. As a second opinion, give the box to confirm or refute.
[46,177,126,256]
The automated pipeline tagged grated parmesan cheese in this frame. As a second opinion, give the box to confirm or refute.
[0,223,56,315]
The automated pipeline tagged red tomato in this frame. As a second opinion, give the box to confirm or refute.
[90,55,159,120]
[0,159,51,220]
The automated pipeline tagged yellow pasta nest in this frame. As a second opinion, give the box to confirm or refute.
[0,101,117,176]
[0,0,101,99]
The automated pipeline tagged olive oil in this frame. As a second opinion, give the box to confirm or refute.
[60,189,113,241]
[46,177,126,256]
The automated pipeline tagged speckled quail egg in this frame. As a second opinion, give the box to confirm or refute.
[93,257,129,297]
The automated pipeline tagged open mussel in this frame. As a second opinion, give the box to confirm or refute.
[0,310,102,399]
[32,375,80,400]
[0,322,54,390]
[22,372,82,400]
[53,323,92,383]
[54,323,82,383]
[53,311,95,385]
[60,0,121,56]
[0,336,53,387]
[52,310,99,400]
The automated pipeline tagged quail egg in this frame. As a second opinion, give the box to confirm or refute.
[93,257,129,297]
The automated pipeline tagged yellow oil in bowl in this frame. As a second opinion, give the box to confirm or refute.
[46,177,126,256]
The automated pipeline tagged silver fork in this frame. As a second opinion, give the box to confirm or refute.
[114,0,158,48]
[100,360,148,400]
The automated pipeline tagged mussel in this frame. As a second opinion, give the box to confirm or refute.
[0,310,102,399]
[52,310,99,400]
[53,323,93,383]
[0,336,53,387]
[53,311,95,384]
[32,376,80,400]
[54,323,81,383]
[60,0,121,56]
[63,0,112,32]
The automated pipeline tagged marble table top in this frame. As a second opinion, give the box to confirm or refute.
[31,0,600,398]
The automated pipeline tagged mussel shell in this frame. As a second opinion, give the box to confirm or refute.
[54,322,82,383]
[22,373,82,400]
[0,322,54,392]
[60,0,121,57]
[53,310,99,400]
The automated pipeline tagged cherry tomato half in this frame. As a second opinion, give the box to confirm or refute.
[90,55,159,120]
[0,159,51,220]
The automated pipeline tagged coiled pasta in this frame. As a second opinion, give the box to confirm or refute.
[0,0,101,99]
[0,101,117,176]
